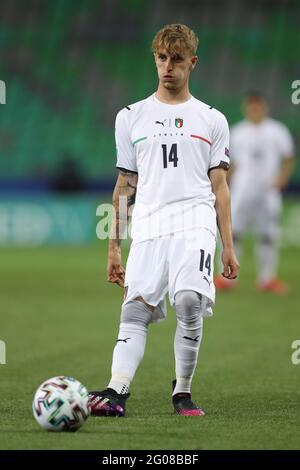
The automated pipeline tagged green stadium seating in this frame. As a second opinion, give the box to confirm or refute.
[0,0,299,183]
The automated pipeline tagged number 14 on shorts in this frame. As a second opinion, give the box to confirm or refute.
[199,249,211,276]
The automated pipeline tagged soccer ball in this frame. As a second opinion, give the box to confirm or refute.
[32,376,91,432]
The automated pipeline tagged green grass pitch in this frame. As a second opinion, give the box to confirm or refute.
[0,242,299,450]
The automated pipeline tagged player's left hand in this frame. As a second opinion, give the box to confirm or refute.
[221,249,240,280]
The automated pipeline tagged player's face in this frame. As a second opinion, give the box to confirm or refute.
[243,99,267,123]
[154,49,197,91]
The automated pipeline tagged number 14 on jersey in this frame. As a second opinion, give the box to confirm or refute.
[162,144,178,168]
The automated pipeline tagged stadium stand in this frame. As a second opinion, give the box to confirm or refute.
[0,0,299,189]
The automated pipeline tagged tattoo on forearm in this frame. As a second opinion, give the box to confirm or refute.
[111,171,138,244]
[118,170,137,207]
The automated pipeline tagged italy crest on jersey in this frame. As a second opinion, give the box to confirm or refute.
[175,118,183,128]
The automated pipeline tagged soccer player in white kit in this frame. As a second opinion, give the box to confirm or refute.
[215,92,294,294]
[89,24,239,416]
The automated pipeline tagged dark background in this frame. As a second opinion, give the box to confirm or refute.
[0,0,299,193]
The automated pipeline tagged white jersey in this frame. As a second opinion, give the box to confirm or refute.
[230,118,294,196]
[115,93,230,243]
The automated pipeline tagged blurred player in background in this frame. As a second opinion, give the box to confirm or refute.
[215,92,294,294]
[89,24,239,417]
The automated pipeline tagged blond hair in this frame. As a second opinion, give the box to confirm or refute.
[152,24,199,56]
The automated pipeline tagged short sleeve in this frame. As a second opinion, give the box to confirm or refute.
[277,125,294,159]
[209,112,230,171]
[115,109,138,173]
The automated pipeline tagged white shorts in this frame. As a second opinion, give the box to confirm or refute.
[231,189,282,239]
[124,228,216,323]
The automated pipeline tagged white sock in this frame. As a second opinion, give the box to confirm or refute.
[108,322,148,394]
[256,239,278,283]
[173,318,203,395]
[173,291,204,396]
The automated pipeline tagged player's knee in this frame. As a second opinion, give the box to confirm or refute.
[175,290,202,329]
[175,290,201,314]
[120,300,152,328]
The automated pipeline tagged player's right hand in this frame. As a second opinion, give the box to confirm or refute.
[107,246,125,288]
